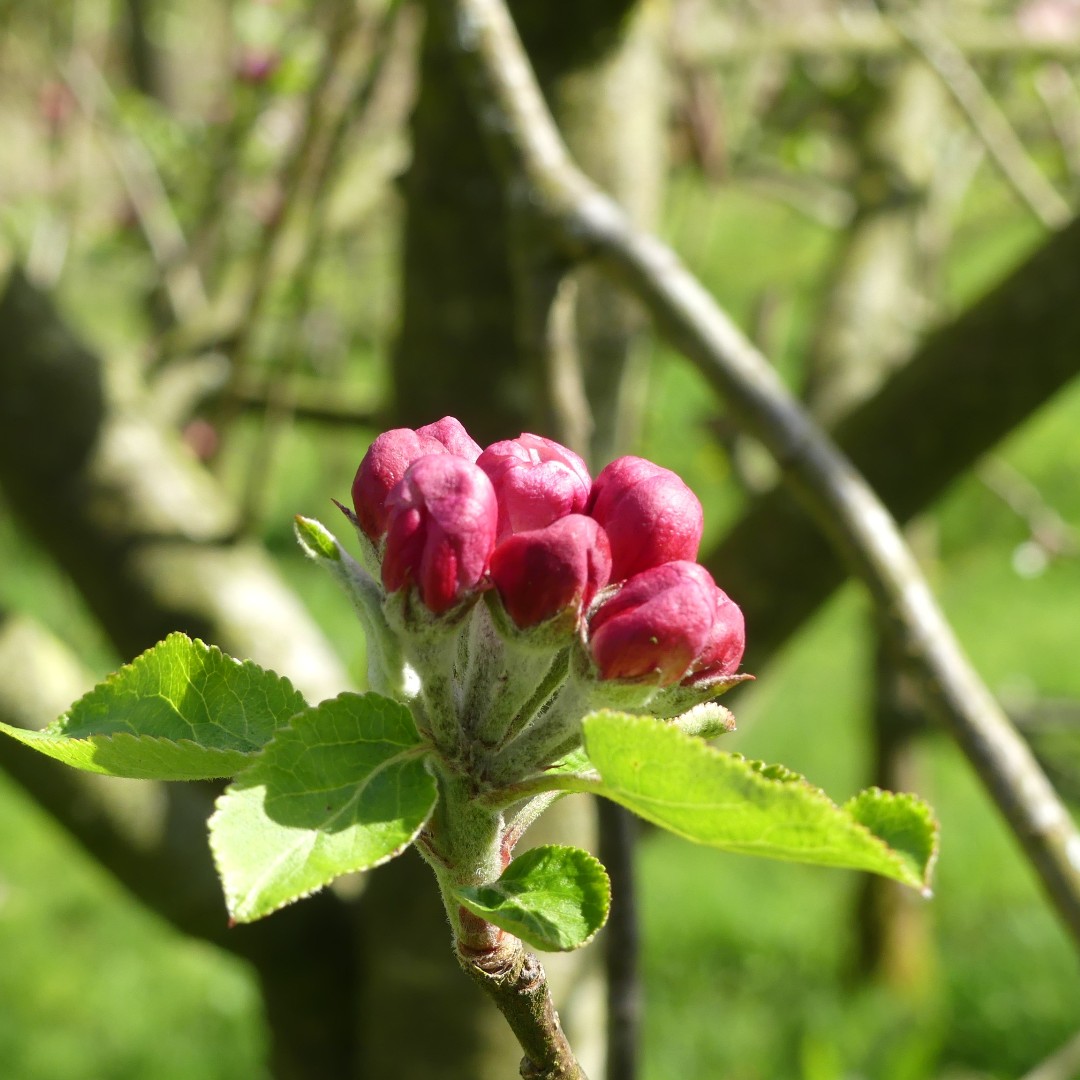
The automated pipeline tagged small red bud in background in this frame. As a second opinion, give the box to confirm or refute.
[39,80,76,139]
[381,455,498,614]
[477,433,591,541]
[181,418,220,463]
[587,456,703,582]
[490,514,611,629]
[234,48,280,85]
[589,561,720,685]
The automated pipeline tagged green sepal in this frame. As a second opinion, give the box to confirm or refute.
[453,845,611,952]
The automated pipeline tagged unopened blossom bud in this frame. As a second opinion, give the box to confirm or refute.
[382,454,497,614]
[477,434,591,541]
[589,561,718,686]
[351,417,481,541]
[490,515,611,629]
[587,456,704,582]
[684,587,746,683]
[416,416,483,462]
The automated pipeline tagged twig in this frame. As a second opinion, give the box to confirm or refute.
[63,52,209,324]
[678,11,1080,63]
[227,0,412,528]
[219,0,364,408]
[1035,64,1080,192]
[884,5,1073,230]
[459,939,588,1079]
[430,0,1080,950]
[978,456,1079,559]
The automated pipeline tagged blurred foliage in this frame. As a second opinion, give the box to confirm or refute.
[1,0,1079,1077]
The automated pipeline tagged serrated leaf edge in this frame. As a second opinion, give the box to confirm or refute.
[453,844,612,952]
[51,632,307,748]
[208,737,437,924]
[0,722,259,780]
[844,786,941,895]
[583,712,936,891]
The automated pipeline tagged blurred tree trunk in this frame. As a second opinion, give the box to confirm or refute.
[378,3,666,1077]
[0,269,359,1080]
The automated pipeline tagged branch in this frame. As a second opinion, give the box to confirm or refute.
[678,11,1080,62]
[64,52,209,324]
[0,280,362,1078]
[428,0,1080,948]
[713,216,1080,668]
[459,939,588,1080]
[1035,64,1080,192]
[885,5,1073,230]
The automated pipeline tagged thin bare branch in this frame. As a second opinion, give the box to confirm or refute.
[428,0,1080,949]
[678,11,1080,63]
[64,52,209,323]
[884,6,1073,230]
[1035,64,1080,191]
[978,457,1079,559]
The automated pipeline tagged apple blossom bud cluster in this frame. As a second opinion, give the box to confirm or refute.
[340,417,749,777]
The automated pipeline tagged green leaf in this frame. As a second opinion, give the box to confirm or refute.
[210,692,437,923]
[582,712,938,892]
[453,845,610,952]
[0,633,307,780]
[545,746,593,777]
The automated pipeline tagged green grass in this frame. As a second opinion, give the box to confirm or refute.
[0,772,268,1080]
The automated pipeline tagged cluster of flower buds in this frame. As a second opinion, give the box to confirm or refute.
[339,417,749,778]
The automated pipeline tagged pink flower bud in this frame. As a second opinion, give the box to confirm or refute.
[382,455,498,614]
[477,434,591,541]
[351,417,481,541]
[589,561,718,685]
[490,515,612,629]
[684,587,746,683]
[587,456,704,582]
[416,417,483,462]
[352,429,446,541]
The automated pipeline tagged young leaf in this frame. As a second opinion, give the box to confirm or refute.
[582,712,938,892]
[209,692,437,923]
[453,845,610,952]
[0,633,306,780]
